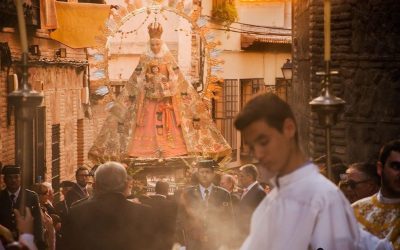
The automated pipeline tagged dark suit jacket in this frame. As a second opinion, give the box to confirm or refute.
[230,192,241,208]
[63,192,155,250]
[54,200,68,221]
[64,183,88,208]
[176,185,234,250]
[236,183,266,243]
[0,188,45,249]
[43,202,57,215]
[142,194,177,250]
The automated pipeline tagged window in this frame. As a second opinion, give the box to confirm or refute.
[275,77,288,101]
[240,78,265,156]
[212,79,239,155]
[34,107,46,182]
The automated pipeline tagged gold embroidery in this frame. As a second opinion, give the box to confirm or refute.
[353,194,400,249]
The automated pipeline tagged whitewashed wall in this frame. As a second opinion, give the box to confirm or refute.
[221,52,291,84]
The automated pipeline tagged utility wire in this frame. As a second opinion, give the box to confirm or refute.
[209,26,291,36]
[202,15,292,31]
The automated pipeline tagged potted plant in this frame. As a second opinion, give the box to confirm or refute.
[211,1,238,27]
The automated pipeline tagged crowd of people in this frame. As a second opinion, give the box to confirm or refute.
[0,93,399,250]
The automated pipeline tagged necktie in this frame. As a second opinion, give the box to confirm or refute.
[64,200,69,214]
[9,194,18,239]
[10,194,16,208]
[204,189,209,200]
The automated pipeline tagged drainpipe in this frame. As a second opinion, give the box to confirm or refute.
[284,0,291,29]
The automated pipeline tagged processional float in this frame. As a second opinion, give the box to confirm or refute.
[86,0,232,191]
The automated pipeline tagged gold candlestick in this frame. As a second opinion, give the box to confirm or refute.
[309,0,346,182]
[11,0,44,216]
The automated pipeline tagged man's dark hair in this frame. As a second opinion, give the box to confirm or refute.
[213,173,221,186]
[240,164,259,181]
[60,180,75,188]
[155,181,169,196]
[331,163,347,185]
[378,139,400,166]
[314,155,345,184]
[75,166,89,176]
[89,164,100,176]
[234,93,298,142]
[349,162,380,186]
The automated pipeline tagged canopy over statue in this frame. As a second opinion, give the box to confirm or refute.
[88,22,231,163]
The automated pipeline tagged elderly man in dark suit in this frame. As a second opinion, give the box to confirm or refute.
[220,174,240,206]
[65,166,90,208]
[236,164,266,244]
[142,181,177,250]
[0,165,45,249]
[63,161,155,250]
[176,160,234,250]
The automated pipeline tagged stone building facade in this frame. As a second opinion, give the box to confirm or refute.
[291,0,400,163]
[0,28,107,194]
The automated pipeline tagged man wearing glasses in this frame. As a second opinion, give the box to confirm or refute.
[339,162,380,203]
[352,139,400,249]
[65,167,90,208]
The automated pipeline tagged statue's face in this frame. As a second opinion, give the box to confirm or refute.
[151,66,159,73]
[150,39,162,54]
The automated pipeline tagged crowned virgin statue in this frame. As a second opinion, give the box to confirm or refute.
[88,22,231,162]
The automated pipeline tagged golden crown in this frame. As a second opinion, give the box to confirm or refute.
[148,22,163,39]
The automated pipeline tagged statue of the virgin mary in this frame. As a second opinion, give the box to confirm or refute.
[88,22,231,162]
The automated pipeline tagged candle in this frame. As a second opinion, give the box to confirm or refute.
[13,74,18,90]
[324,0,331,61]
[15,0,29,53]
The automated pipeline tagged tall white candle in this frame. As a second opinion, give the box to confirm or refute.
[324,0,331,61]
[13,74,18,90]
[14,0,29,53]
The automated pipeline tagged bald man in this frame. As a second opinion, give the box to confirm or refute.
[63,162,155,250]
[220,174,240,206]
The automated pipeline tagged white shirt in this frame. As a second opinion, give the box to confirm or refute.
[241,163,363,250]
[241,181,258,199]
[199,184,213,200]
[7,187,21,203]
[377,190,400,204]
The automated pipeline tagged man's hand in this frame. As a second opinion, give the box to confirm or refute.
[14,207,34,235]
[0,224,14,243]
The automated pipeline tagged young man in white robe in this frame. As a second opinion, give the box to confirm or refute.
[234,93,391,250]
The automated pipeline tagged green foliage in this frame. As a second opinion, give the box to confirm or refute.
[211,2,238,27]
